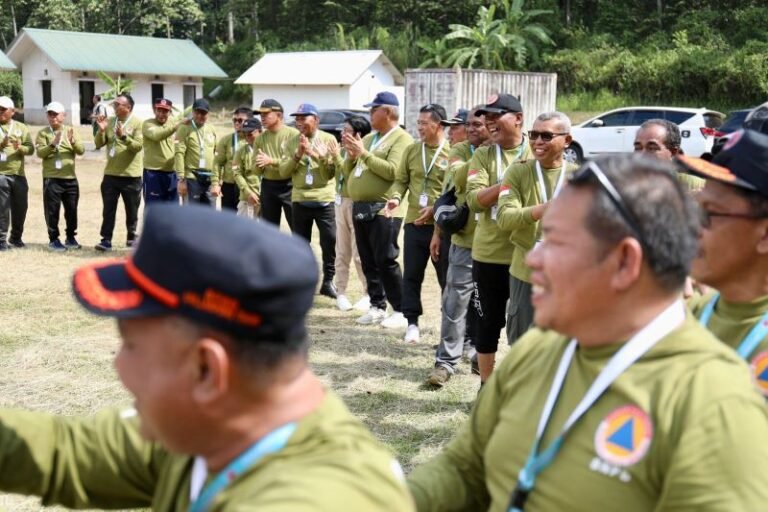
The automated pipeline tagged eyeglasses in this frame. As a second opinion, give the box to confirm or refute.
[699,207,768,228]
[0,107,8,113]
[570,161,648,248]
[232,118,246,124]
[528,130,568,142]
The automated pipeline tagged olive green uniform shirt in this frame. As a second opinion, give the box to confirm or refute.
[390,139,451,225]
[689,293,768,397]
[0,392,415,511]
[214,132,246,186]
[497,160,579,282]
[447,141,478,249]
[174,122,217,181]
[278,130,337,203]
[233,143,260,202]
[251,125,299,181]
[408,315,768,511]
[677,172,705,192]
[94,115,144,178]
[332,152,350,198]
[142,118,177,172]
[35,126,85,179]
[466,142,532,264]
[344,126,414,218]
[0,120,34,176]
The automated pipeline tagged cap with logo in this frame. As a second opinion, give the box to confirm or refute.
[72,203,318,342]
[421,103,447,121]
[192,98,210,112]
[290,103,319,117]
[441,108,469,126]
[363,91,399,108]
[46,101,66,114]
[676,129,768,198]
[433,187,469,236]
[154,98,173,111]
[0,96,14,110]
[258,99,284,114]
[475,93,523,115]
[242,117,263,133]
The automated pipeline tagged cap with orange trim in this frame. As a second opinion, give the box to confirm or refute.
[676,129,768,198]
[71,203,318,341]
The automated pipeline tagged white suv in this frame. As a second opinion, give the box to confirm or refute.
[566,107,725,162]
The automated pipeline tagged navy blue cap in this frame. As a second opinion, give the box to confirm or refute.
[242,118,262,132]
[192,98,210,112]
[72,204,318,342]
[364,91,399,108]
[475,93,523,115]
[441,108,469,126]
[290,103,319,117]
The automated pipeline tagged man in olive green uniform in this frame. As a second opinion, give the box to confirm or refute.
[342,92,413,326]
[677,130,768,396]
[409,154,768,512]
[428,107,489,386]
[35,101,85,252]
[94,93,143,251]
[0,96,33,250]
[386,104,450,343]
[253,99,298,229]
[176,98,217,207]
[466,93,532,384]
[215,106,253,211]
[279,103,339,298]
[233,117,262,218]
[497,112,578,348]
[633,118,704,191]
[0,203,415,511]
[143,98,183,203]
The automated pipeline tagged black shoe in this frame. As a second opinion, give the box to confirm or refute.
[319,280,338,298]
[0,242,9,251]
[9,239,25,248]
[64,237,82,249]
[95,239,112,252]
[48,239,67,252]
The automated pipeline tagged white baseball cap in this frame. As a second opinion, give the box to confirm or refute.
[46,101,66,114]
[0,96,14,109]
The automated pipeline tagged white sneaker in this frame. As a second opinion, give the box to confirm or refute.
[356,307,387,325]
[336,294,353,311]
[381,311,408,329]
[352,295,370,312]
[404,324,420,344]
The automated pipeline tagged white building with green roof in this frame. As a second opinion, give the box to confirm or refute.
[6,28,226,125]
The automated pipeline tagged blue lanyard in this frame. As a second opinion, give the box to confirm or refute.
[189,422,297,512]
[508,300,685,512]
[698,293,768,360]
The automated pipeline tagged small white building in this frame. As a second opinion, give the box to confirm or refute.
[235,50,404,113]
[0,51,16,71]
[6,28,227,125]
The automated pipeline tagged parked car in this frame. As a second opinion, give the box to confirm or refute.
[719,108,752,134]
[566,107,725,162]
[743,101,768,134]
[287,109,370,141]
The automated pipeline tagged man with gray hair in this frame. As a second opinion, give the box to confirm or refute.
[496,112,578,357]
[633,118,704,191]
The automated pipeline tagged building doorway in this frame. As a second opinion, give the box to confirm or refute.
[183,85,196,109]
[151,83,164,104]
[78,80,95,125]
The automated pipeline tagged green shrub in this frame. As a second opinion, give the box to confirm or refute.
[0,72,23,105]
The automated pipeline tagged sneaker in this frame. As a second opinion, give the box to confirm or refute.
[356,307,387,325]
[95,239,112,252]
[48,239,67,252]
[319,280,338,299]
[8,239,25,248]
[404,324,420,344]
[336,294,353,311]
[381,311,408,329]
[0,242,9,251]
[427,366,452,387]
[471,358,480,376]
[64,237,82,249]
[352,296,370,312]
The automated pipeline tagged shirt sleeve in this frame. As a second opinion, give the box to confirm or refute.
[496,163,536,235]
[142,121,177,142]
[465,151,490,212]
[389,145,412,201]
[174,127,188,179]
[35,129,54,159]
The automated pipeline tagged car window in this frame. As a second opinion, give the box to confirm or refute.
[593,111,632,127]
[631,110,666,125]
[319,112,345,125]
[663,111,695,124]
[720,111,750,133]
[702,112,724,129]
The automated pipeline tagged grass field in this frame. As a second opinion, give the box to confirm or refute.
[0,120,506,510]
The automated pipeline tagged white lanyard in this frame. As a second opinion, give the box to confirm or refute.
[112,115,132,149]
[534,160,567,204]
[370,126,397,152]
[191,121,206,151]
[0,121,14,139]
[49,126,63,151]
[421,139,447,179]
[495,140,526,184]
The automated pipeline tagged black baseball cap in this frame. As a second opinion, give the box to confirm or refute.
[242,118,262,133]
[72,204,318,341]
[476,93,523,115]
[676,129,768,198]
[441,108,469,126]
[258,99,283,113]
[421,103,447,121]
[192,98,210,112]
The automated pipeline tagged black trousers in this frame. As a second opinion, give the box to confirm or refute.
[187,173,214,206]
[472,260,511,354]
[402,223,439,325]
[43,177,79,241]
[292,202,336,281]
[100,175,141,242]
[0,174,28,243]
[261,178,293,230]
[221,182,239,211]
[354,214,403,312]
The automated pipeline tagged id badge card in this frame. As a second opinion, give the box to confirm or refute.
[475,212,480,221]
[55,159,62,170]
[199,158,206,169]
[335,194,342,206]
[305,173,314,186]
[354,164,363,178]
[108,147,116,158]
[419,193,428,208]
[0,153,6,162]
[491,205,498,221]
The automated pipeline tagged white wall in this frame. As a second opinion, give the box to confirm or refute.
[348,59,397,109]
[250,85,352,112]
[20,47,73,125]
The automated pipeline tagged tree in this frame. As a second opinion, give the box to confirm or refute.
[97,71,134,100]
[417,38,453,68]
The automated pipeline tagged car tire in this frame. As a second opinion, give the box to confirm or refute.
[564,143,583,163]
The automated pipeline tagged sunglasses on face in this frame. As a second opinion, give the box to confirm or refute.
[232,118,246,124]
[528,130,568,142]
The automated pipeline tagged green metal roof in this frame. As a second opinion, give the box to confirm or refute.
[0,51,15,70]
[18,28,225,78]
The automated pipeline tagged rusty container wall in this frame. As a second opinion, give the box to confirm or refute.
[404,68,557,138]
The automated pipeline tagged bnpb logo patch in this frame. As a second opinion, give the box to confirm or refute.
[750,351,768,396]
[594,405,653,467]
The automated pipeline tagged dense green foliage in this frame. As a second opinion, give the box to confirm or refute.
[0,0,766,108]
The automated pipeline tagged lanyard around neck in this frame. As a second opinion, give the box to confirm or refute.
[496,140,526,184]
[534,160,567,204]
[699,293,768,360]
[49,126,64,150]
[0,121,13,139]
[421,139,447,178]
[370,126,397,152]
[508,299,686,512]
[112,115,132,149]
[189,422,297,512]
[191,120,206,150]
